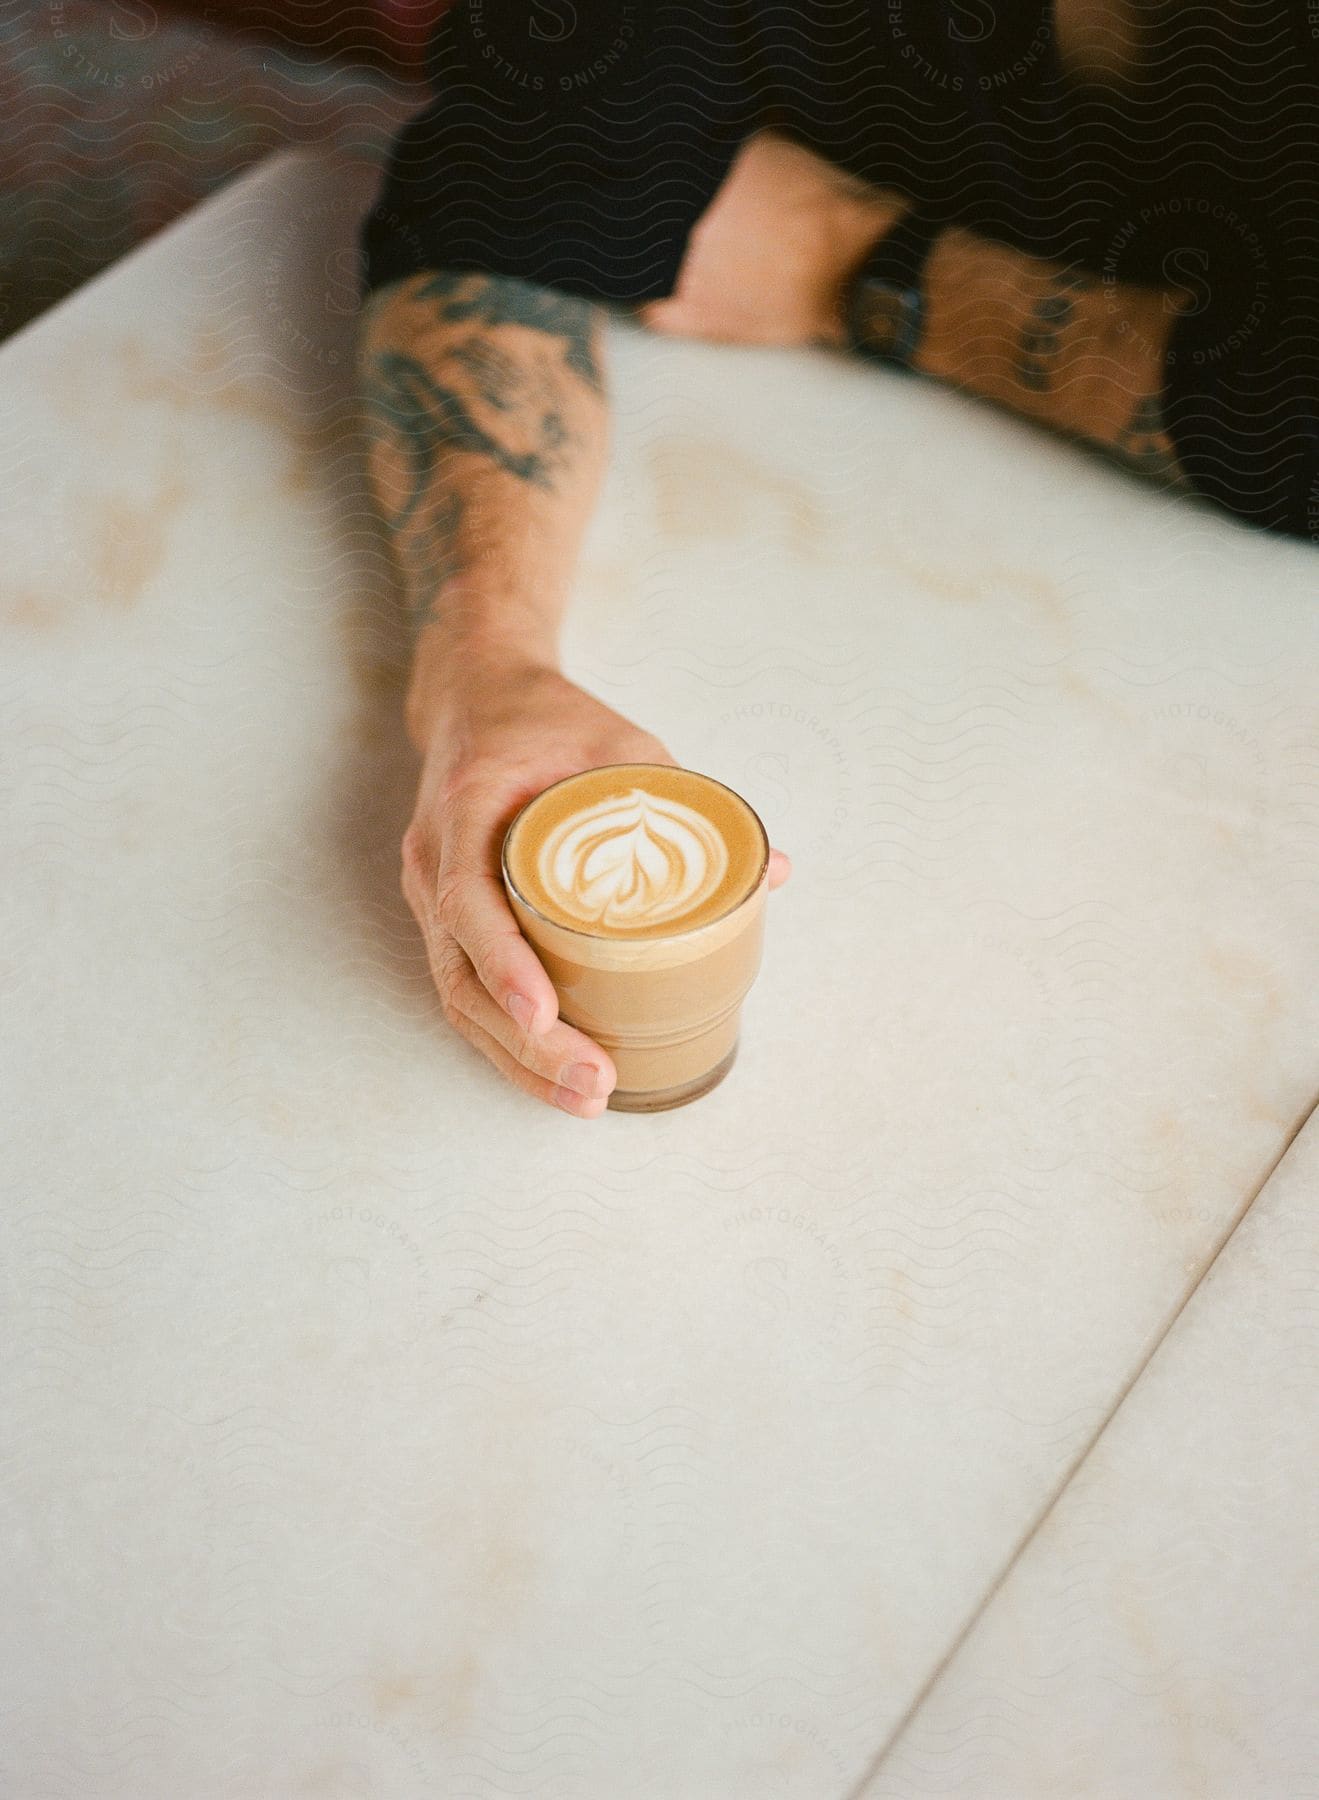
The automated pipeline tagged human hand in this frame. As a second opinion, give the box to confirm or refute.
[637,130,904,349]
[401,647,792,1117]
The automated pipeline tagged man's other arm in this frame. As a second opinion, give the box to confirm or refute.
[909,228,1190,487]
[643,131,1191,488]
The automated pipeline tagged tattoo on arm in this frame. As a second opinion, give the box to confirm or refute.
[1111,391,1187,487]
[1012,266,1186,485]
[390,490,466,624]
[359,271,603,629]
[1015,270,1097,392]
[413,268,604,392]
[365,349,570,494]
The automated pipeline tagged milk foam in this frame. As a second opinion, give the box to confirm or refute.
[536,787,729,929]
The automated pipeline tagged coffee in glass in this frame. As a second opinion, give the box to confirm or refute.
[501,763,770,1112]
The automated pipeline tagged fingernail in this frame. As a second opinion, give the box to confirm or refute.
[507,993,537,1031]
[555,1087,608,1118]
[562,1061,605,1098]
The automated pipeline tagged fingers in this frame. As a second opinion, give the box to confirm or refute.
[442,941,617,1107]
[639,295,793,348]
[416,917,615,1118]
[768,847,792,889]
[404,819,556,1031]
[437,858,560,1029]
[402,820,617,1116]
[444,992,611,1119]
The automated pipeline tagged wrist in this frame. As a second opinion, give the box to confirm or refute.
[827,186,911,346]
[406,583,560,753]
[913,228,1182,447]
[910,226,1003,389]
[913,229,1094,413]
[843,202,942,365]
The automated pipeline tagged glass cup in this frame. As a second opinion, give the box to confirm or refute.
[500,764,770,1112]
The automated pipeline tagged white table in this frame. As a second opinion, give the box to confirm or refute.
[858,1107,1319,1799]
[2,147,1317,1798]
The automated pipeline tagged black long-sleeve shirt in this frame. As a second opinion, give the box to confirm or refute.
[361,2,1319,538]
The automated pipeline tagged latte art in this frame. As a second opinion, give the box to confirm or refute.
[505,761,767,943]
[503,764,769,1105]
[537,788,729,928]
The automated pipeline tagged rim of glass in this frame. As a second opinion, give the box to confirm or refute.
[500,762,771,942]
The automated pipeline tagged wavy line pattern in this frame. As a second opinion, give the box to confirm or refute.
[0,0,421,339]
[854,1111,1319,1800]
[3,32,1319,1790]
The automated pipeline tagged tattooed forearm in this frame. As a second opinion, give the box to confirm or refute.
[1110,391,1188,487]
[909,226,1194,496]
[390,491,466,627]
[358,269,607,637]
[1015,270,1098,392]
[365,349,571,494]
[413,269,604,392]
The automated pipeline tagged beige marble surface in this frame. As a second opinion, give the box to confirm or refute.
[857,1105,1319,1800]
[1,148,1317,1796]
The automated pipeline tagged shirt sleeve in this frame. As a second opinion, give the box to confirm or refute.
[359,1,757,306]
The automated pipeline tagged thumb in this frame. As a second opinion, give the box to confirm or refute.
[637,295,697,337]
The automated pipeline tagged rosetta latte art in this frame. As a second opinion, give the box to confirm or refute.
[537,787,729,928]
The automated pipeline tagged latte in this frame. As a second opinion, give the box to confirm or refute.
[502,765,770,1111]
[504,763,766,939]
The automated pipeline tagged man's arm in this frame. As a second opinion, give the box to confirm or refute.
[642,131,1191,489]
[358,268,796,1116]
[358,269,611,748]
[351,6,797,1117]
[903,226,1190,487]
[355,268,644,1118]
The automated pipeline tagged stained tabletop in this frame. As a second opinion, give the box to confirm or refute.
[2,149,1317,1798]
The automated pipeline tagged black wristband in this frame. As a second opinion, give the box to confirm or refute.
[845,208,942,367]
